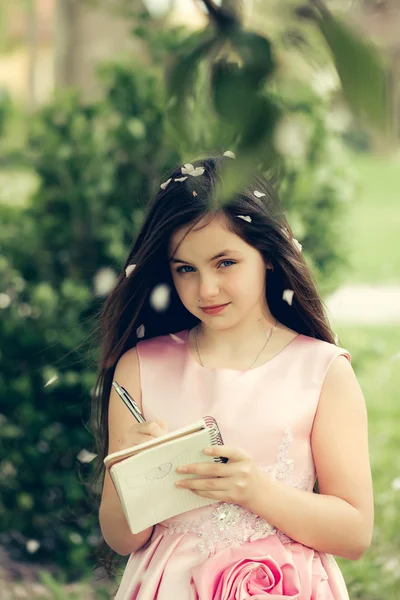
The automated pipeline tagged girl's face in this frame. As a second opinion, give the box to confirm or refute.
[168,214,270,328]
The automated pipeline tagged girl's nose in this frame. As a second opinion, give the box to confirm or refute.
[198,276,219,301]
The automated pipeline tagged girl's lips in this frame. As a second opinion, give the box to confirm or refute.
[201,303,230,315]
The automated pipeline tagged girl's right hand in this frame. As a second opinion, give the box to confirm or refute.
[118,419,168,452]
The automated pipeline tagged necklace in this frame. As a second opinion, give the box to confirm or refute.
[194,319,279,370]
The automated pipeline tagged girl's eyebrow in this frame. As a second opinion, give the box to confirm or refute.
[169,249,241,264]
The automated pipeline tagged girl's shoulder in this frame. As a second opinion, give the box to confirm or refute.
[135,329,187,357]
[297,332,351,366]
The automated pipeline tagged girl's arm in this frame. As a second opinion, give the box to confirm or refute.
[250,355,374,560]
[99,348,154,555]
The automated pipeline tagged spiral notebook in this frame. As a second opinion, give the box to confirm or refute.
[104,416,228,534]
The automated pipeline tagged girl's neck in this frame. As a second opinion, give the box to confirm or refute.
[195,315,281,360]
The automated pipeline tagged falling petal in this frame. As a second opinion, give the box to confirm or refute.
[0,293,11,309]
[391,477,400,491]
[125,264,136,278]
[26,539,40,554]
[236,215,252,223]
[169,333,185,344]
[283,289,294,305]
[150,284,171,312]
[77,449,97,464]
[174,176,188,182]
[160,178,172,190]
[137,324,145,338]
[292,238,303,252]
[187,167,205,177]
[181,163,194,174]
[44,375,58,388]
[253,190,266,198]
[223,150,236,159]
[94,267,118,296]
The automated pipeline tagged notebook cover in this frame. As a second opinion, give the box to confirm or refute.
[108,427,221,533]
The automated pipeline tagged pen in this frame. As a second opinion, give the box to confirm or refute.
[112,381,146,424]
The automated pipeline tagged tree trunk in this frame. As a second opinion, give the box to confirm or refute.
[54,0,150,102]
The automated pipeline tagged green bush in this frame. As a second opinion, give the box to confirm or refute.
[0,21,355,581]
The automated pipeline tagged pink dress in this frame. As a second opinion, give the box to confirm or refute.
[114,329,351,600]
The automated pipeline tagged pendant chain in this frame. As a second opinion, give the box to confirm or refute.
[195,319,279,370]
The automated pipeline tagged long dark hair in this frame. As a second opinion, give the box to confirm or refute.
[89,153,336,579]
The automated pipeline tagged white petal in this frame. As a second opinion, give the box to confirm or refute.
[223,150,236,159]
[292,238,303,252]
[174,176,188,182]
[77,449,97,464]
[236,215,252,223]
[136,324,145,338]
[391,477,400,491]
[150,284,171,312]
[283,289,294,305]
[187,167,205,177]
[334,333,339,345]
[94,267,118,296]
[169,333,185,344]
[26,540,40,554]
[0,293,11,309]
[253,190,266,198]
[125,264,136,278]
[181,163,194,174]
[44,375,58,388]
[160,178,172,190]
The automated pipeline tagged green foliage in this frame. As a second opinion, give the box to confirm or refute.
[0,56,179,580]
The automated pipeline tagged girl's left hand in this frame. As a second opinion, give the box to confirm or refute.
[175,445,267,511]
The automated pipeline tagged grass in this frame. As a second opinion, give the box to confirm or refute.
[335,323,400,599]
[343,152,400,285]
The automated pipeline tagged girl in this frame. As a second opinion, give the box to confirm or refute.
[92,154,374,599]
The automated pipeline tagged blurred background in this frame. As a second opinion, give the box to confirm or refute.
[0,0,399,598]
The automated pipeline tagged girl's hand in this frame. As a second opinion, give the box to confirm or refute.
[174,445,267,511]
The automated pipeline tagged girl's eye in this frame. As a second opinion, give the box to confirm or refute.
[175,260,236,274]
[176,265,194,274]
[219,260,235,268]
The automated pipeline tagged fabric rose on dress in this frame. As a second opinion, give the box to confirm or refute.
[191,538,302,599]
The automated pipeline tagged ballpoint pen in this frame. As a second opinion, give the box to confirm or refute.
[112,381,146,424]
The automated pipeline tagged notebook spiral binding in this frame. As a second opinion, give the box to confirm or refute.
[203,416,229,463]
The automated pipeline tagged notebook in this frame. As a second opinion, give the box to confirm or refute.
[104,416,228,534]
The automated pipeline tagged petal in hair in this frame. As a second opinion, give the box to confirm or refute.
[174,176,188,182]
[125,264,136,278]
[236,215,252,223]
[292,238,303,252]
[160,178,172,190]
[223,150,236,159]
[136,324,145,338]
[253,190,266,198]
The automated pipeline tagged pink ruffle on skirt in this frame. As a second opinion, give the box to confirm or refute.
[114,524,349,600]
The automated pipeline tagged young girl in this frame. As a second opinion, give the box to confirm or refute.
[92,154,374,599]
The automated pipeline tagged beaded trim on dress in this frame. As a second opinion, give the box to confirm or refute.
[162,428,314,555]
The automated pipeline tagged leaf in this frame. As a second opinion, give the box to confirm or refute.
[166,32,219,144]
[314,11,390,132]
